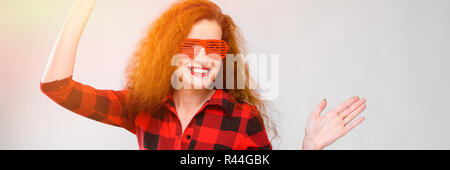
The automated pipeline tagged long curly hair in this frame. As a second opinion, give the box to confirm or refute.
[124,0,277,141]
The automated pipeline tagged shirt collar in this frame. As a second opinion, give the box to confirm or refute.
[161,89,235,118]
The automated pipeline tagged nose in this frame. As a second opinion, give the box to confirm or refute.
[193,46,209,61]
[191,46,215,67]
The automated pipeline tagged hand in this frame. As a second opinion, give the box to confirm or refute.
[302,96,367,150]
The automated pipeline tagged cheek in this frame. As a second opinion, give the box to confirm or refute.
[175,59,191,79]
[210,60,222,74]
[177,58,191,69]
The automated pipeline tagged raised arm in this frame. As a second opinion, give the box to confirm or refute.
[41,0,96,83]
[40,0,135,133]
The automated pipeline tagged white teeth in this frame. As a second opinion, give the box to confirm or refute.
[191,68,209,74]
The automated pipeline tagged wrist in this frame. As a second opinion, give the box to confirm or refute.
[70,3,95,16]
[71,7,93,15]
[302,135,323,150]
[67,7,94,24]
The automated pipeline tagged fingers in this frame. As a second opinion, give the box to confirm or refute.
[311,99,327,118]
[344,103,367,125]
[344,116,365,133]
[332,96,360,114]
[339,98,366,119]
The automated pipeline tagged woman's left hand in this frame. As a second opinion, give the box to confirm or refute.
[302,96,367,150]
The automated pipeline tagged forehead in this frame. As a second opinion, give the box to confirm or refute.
[186,19,222,40]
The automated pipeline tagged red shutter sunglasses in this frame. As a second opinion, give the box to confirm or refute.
[178,39,229,59]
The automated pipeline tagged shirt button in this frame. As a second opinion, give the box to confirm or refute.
[186,135,191,140]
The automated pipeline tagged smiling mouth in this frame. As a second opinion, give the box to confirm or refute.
[188,66,211,77]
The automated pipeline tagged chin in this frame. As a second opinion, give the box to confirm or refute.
[188,81,214,89]
[180,71,218,89]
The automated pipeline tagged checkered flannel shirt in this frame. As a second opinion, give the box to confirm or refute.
[40,76,272,150]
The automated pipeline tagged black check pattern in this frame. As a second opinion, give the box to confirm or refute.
[40,76,272,150]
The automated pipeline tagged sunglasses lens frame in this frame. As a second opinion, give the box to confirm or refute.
[179,39,229,59]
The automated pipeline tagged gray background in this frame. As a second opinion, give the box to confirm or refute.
[1,0,449,149]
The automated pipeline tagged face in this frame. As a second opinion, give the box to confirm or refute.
[174,19,223,89]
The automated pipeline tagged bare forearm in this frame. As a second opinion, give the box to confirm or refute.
[41,1,95,83]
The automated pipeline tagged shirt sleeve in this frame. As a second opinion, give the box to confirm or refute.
[243,105,272,150]
[39,76,135,134]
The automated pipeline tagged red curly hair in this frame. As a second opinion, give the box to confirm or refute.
[124,0,277,140]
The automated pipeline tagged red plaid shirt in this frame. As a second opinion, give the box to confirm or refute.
[40,76,272,150]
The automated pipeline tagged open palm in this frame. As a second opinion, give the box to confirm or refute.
[303,96,367,150]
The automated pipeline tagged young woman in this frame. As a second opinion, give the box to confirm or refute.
[40,0,367,150]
